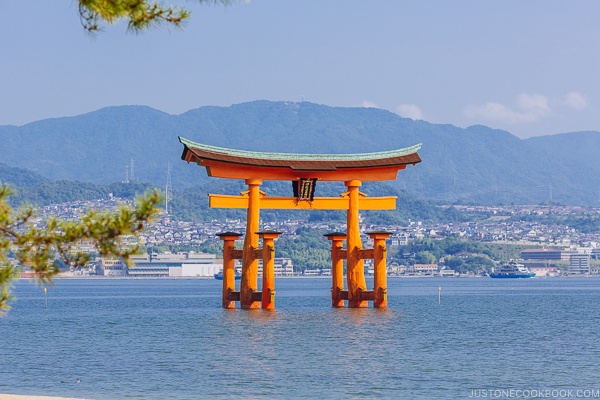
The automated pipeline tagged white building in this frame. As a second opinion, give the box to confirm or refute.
[569,254,590,275]
[391,233,409,246]
[257,258,294,276]
[100,258,127,276]
[179,263,221,277]
[99,252,219,277]
[411,264,438,275]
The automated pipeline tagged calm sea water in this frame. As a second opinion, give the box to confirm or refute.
[1,277,599,399]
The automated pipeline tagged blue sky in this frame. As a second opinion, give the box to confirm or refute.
[1,0,599,138]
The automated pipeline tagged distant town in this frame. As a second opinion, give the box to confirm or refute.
[16,196,600,279]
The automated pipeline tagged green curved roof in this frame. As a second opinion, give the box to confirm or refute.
[179,136,422,162]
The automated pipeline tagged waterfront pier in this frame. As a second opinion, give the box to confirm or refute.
[179,137,421,309]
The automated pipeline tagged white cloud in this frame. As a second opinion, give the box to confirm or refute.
[465,102,523,124]
[361,100,379,108]
[464,91,589,126]
[517,93,550,115]
[464,93,550,124]
[396,103,423,120]
[563,91,587,110]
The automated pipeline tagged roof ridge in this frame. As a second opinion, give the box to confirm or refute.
[179,136,422,162]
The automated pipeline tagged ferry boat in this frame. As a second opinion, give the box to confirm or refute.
[214,270,242,280]
[490,260,536,278]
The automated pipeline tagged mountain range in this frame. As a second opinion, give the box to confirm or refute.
[1,100,598,206]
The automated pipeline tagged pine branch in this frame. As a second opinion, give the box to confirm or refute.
[0,188,162,315]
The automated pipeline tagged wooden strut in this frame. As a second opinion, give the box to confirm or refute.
[216,232,241,309]
[209,194,397,210]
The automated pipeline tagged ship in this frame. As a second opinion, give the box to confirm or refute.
[490,260,536,278]
[214,270,242,280]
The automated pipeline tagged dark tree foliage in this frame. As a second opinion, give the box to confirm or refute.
[275,227,331,272]
[78,0,234,33]
[392,238,517,274]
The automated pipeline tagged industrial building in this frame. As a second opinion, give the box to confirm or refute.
[98,252,221,277]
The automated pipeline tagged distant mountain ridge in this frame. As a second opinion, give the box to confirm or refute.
[0,163,48,187]
[1,101,599,206]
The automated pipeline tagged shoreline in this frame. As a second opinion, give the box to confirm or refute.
[22,275,482,280]
[18,274,600,282]
[0,395,90,400]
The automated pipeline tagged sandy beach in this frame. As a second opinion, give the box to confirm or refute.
[0,395,90,400]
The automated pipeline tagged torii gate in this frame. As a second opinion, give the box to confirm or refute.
[179,137,422,309]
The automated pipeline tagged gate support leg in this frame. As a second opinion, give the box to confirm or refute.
[325,233,347,307]
[368,231,392,308]
[241,179,262,309]
[345,180,368,308]
[217,232,242,309]
[257,230,281,310]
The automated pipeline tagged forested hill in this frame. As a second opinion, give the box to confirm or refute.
[1,101,599,206]
[0,163,47,187]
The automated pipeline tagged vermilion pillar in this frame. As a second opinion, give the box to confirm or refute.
[241,179,262,309]
[217,232,241,309]
[257,230,281,310]
[367,231,392,308]
[345,180,368,308]
[325,232,347,307]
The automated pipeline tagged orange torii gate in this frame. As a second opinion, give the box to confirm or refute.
[179,137,422,309]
